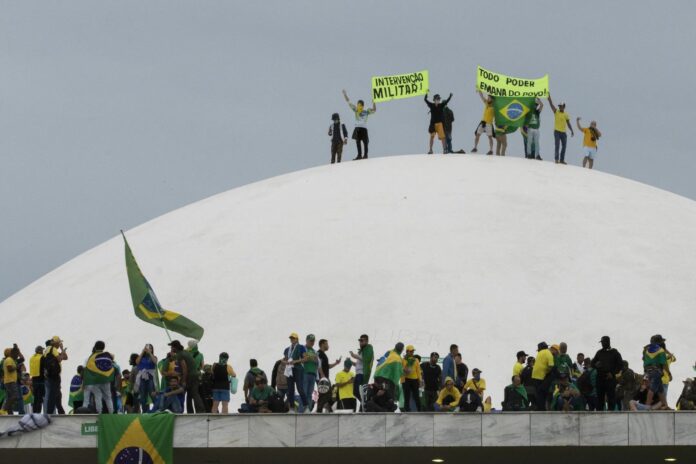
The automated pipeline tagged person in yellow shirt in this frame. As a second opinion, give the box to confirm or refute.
[513,351,528,377]
[401,345,422,411]
[29,345,45,413]
[435,377,461,411]
[472,90,495,155]
[335,359,356,411]
[576,117,602,169]
[2,348,20,413]
[531,342,555,411]
[547,94,574,164]
[464,368,486,399]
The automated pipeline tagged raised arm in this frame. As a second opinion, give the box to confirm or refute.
[547,94,557,113]
[371,101,376,112]
[443,92,453,105]
[576,117,584,132]
[477,90,487,103]
[342,89,350,104]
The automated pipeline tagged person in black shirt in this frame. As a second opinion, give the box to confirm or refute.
[592,335,623,411]
[317,339,341,381]
[454,353,469,390]
[424,92,453,154]
[420,352,442,411]
[520,356,536,410]
[328,113,348,164]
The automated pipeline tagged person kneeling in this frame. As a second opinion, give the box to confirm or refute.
[240,377,274,413]
[434,377,461,412]
[364,381,397,412]
[552,373,583,412]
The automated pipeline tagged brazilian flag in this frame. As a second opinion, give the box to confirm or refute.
[374,350,404,405]
[98,413,174,464]
[493,96,536,129]
[123,233,204,340]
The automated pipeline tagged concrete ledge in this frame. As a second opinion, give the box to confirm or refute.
[0,412,694,449]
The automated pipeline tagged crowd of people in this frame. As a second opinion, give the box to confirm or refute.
[1,332,692,415]
[330,90,602,169]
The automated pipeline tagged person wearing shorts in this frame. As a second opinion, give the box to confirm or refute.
[211,352,236,414]
[576,117,602,169]
[343,89,375,160]
[472,90,494,155]
[495,125,508,156]
[424,92,453,154]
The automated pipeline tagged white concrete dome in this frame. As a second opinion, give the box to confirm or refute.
[3,155,696,407]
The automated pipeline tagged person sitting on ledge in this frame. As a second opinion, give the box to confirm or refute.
[158,375,185,413]
[551,372,583,412]
[434,377,461,412]
[364,380,397,412]
[502,375,529,411]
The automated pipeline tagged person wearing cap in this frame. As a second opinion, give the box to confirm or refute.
[592,335,623,411]
[435,376,461,412]
[472,90,494,155]
[424,91,453,154]
[642,334,670,409]
[211,352,236,414]
[503,375,529,411]
[401,345,422,412]
[463,368,486,399]
[513,351,528,377]
[551,372,582,411]
[168,339,204,413]
[342,89,376,160]
[335,359,356,411]
[302,334,319,412]
[350,334,374,409]
[547,94,574,164]
[29,345,45,413]
[531,342,554,410]
[283,332,308,412]
[328,113,348,164]
[421,352,442,411]
[44,336,68,414]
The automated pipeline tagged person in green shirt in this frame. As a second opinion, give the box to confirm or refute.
[524,98,543,159]
[350,334,374,409]
[552,373,583,411]
[302,334,319,412]
[556,343,573,377]
[249,376,274,413]
[168,339,204,413]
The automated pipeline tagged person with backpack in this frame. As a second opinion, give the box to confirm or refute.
[211,352,236,414]
[424,92,453,154]
[328,113,348,164]
[284,332,307,412]
[592,335,623,411]
[44,336,68,414]
[576,117,602,169]
[463,368,486,401]
[577,357,598,410]
[342,89,376,160]
[502,375,530,411]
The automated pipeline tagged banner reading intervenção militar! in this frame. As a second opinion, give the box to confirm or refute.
[477,66,549,98]
[372,70,429,103]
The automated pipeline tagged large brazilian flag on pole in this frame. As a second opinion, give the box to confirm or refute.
[98,413,174,464]
[492,96,536,129]
[122,231,204,340]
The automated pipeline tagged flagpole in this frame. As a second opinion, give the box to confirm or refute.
[121,229,173,343]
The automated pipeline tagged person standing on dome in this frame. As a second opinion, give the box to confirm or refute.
[342,89,376,160]
[525,98,543,160]
[471,90,494,155]
[576,117,602,169]
[547,94,574,164]
[328,113,348,164]
[424,92,453,154]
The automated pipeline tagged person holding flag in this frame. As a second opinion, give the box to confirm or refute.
[374,342,405,407]
[472,90,495,155]
[83,340,116,414]
[342,89,376,160]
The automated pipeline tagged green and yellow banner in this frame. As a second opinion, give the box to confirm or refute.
[98,413,174,464]
[372,70,429,102]
[477,66,548,98]
[123,233,205,340]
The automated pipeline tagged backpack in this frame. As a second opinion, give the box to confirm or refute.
[44,352,61,379]
[268,391,288,413]
[577,370,593,395]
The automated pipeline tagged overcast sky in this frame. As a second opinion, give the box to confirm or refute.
[1,0,695,301]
